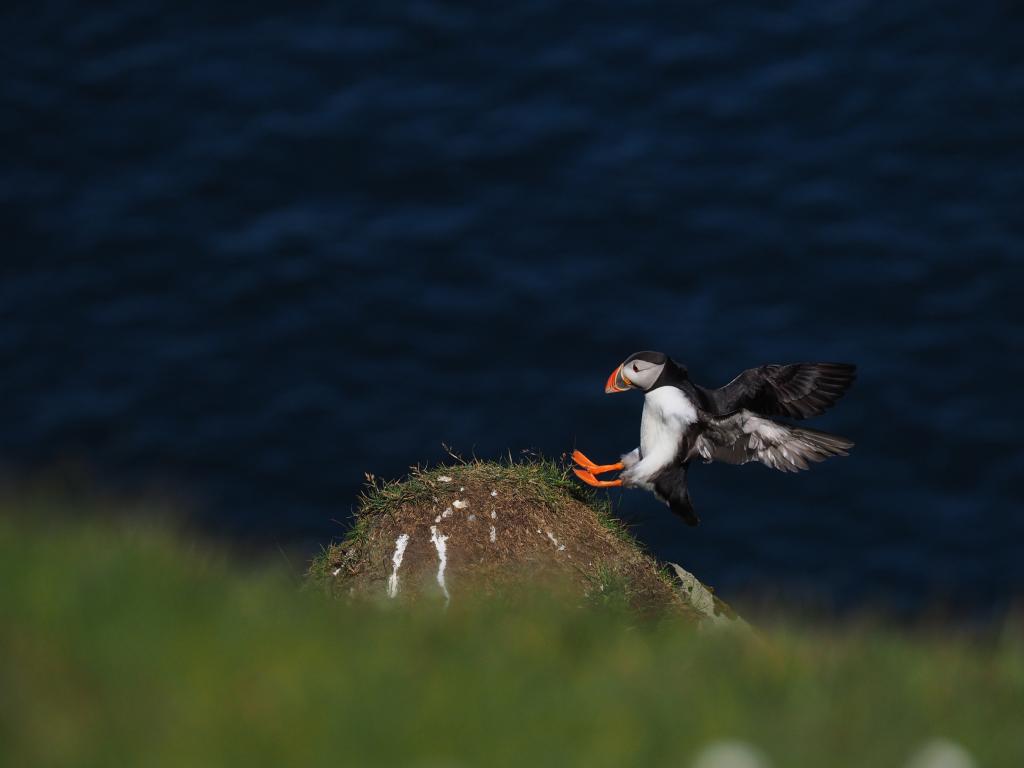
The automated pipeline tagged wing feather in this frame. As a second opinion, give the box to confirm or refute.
[695,411,853,473]
[701,362,856,420]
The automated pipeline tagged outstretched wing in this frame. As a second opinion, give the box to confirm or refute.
[695,411,853,473]
[699,362,856,419]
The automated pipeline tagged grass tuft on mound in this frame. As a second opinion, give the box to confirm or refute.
[308,458,698,618]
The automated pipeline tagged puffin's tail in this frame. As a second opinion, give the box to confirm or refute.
[653,463,700,526]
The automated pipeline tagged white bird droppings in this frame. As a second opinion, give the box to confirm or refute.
[489,525,497,543]
[491,510,496,519]
[490,490,498,497]
[459,486,464,492]
[331,568,341,577]
[386,533,410,599]
[437,475,453,483]
[429,525,451,605]
[441,506,453,518]
[434,515,441,523]
[453,499,469,510]
[545,530,566,551]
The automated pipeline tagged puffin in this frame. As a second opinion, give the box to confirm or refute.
[573,352,856,526]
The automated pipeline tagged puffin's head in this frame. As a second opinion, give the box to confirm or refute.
[605,351,668,393]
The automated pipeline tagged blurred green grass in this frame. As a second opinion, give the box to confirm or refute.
[1,506,1021,768]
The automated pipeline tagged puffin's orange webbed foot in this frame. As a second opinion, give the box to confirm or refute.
[572,468,623,487]
[571,450,624,475]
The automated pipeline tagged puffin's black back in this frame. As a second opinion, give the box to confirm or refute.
[648,357,715,412]
[648,356,687,390]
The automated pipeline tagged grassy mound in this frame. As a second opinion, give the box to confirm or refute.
[309,459,726,620]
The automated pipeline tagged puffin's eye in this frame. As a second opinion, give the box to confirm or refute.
[632,363,640,373]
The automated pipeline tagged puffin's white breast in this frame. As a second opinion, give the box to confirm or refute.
[640,386,698,459]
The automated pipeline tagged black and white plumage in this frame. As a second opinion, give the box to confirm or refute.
[573,352,856,526]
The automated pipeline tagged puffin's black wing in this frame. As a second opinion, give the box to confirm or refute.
[699,362,856,419]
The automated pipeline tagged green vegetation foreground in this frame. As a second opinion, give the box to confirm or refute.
[1,498,1022,767]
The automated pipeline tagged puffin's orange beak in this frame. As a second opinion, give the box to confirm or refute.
[605,364,632,394]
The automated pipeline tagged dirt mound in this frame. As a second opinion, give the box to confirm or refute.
[310,460,735,622]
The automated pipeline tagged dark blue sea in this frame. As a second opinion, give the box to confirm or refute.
[3,2,1022,618]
